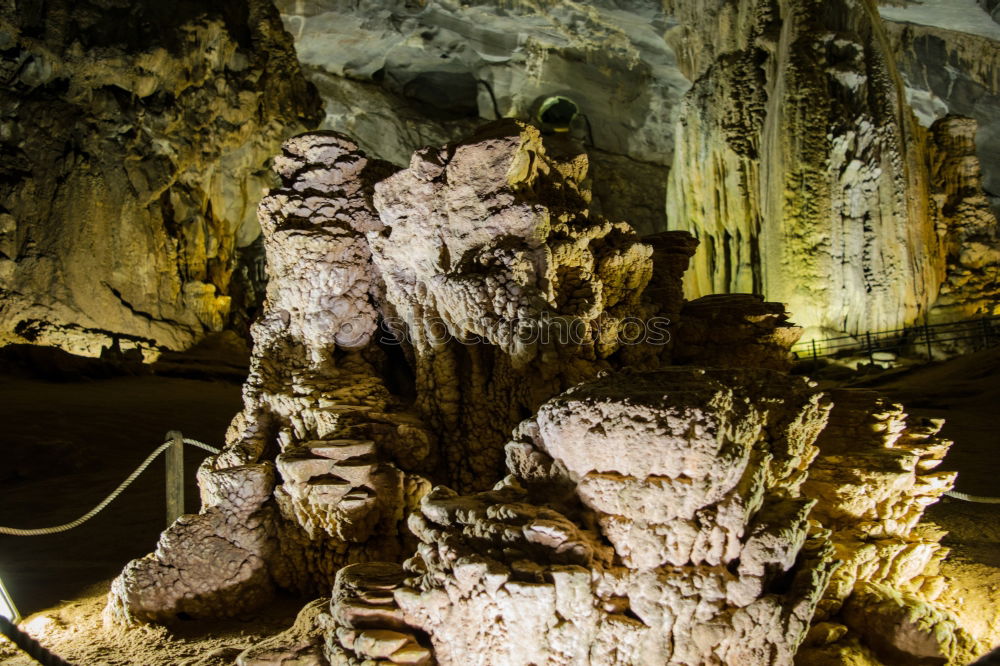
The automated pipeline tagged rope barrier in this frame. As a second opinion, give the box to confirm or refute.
[0,438,220,536]
[944,490,1000,504]
[0,615,73,666]
[181,438,221,455]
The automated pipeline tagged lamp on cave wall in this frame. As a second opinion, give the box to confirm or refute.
[535,95,580,133]
[0,573,19,623]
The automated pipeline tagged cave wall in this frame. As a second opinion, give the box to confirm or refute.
[274,0,691,236]
[276,0,999,339]
[0,0,322,357]
[880,1,1000,210]
[3,0,995,354]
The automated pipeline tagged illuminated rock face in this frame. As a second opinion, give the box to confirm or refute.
[0,0,321,358]
[108,123,980,664]
[271,0,1000,337]
[665,0,945,337]
[926,116,1000,321]
[798,389,979,664]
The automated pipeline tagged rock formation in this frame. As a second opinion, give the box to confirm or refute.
[106,131,433,622]
[926,115,1000,321]
[665,0,949,337]
[270,0,1000,339]
[274,0,690,236]
[0,0,321,358]
[368,122,673,492]
[105,122,985,664]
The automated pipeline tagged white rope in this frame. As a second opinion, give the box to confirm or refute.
[0,438,221,536]
[182,438,221,455]
[945,490,1000,504]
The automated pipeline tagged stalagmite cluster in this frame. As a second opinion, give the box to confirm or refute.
[106,122,985,664]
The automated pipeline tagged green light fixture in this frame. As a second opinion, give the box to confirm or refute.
[535,95,580,133]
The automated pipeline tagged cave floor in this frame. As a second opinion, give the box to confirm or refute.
[856,346,1000,649]
[0,371,305,665]
[0,351,998,664]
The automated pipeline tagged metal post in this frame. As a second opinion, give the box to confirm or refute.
[811,338,818,363]
[924,323,933,361]
[165,430,184,527]
[866,332,874,365]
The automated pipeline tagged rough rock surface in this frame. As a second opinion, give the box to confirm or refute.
[325,368,838,665]
[926,116,1000,321]
[275,0,689,236]
[107,122,984,663]
[0,0,321,357]
[797,389,980,665]
[665,0,947,337]
[370,120,671,492]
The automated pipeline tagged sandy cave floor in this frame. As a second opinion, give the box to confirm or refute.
[0,351,998,664]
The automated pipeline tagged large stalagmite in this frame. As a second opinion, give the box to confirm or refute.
[665,0,942,337]
[105,122,986,664]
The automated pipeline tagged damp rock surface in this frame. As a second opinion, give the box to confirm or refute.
[0,0,322,357]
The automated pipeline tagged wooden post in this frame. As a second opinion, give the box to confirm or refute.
[165,430,184,527]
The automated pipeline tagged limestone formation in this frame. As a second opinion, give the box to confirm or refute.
[369,120,670,492]
[0,0,322,358]
[665,0,948,338]
[926,116,1000,322]
[107,123,984,663]
[319,371,976,665]
[798,389,979,664]
[107,132,434,622]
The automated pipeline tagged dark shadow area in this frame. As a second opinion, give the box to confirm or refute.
[0,368,242,615]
